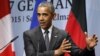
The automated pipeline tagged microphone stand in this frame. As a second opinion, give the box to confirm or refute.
[0,36,19,50]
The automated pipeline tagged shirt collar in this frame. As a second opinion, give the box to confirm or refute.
[41,25,53,34]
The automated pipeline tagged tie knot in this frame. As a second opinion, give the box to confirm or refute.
[44,30,49,34]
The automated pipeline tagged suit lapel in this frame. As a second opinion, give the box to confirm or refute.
[31,27,46,52]
[36,27,47,51]
[49,26,59,50]
[32,26,61,51]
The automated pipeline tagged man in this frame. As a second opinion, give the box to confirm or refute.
[23,1,98,56]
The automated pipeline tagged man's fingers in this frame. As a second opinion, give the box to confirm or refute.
[61,39,71,50]
[93,34,97,39]
[62,43,71,50]
[64,40,69,44]
[61,39,66,45]
[66,50,71,53]
[64,43,71,47]
[63,50,71,53]
[65,46,71,49]
[84,32,88,37]
[62,39,69,45]
[92,35,98,42]
[93,34,96,38]
[93,35,97,39]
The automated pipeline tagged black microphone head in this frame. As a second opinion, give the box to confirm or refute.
[10,36,19,42]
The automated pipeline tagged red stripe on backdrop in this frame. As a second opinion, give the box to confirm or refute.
[0,44,15,56]
[66,11,86,49]
[0,0,15,56]
[64,11,86,56]
[64,0,87,56]
[0,0,10,19]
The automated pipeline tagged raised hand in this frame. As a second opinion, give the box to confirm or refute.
[85,32,98,49]
[54,39,71,56]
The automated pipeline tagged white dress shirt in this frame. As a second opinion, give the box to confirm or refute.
[41,26,53,42]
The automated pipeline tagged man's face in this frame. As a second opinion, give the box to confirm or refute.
[37,6,55,30]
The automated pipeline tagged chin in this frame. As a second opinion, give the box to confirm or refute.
[41,26,47,29]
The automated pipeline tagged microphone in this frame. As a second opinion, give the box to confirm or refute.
[10,36,19,42]
[0,36,19,50]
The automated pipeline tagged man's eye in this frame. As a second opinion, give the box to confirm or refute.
[37,13,40,16]
[43,14,48,16]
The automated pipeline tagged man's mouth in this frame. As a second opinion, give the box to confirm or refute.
[40,22,46,26]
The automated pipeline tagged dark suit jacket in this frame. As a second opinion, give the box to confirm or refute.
[23,26,95,56]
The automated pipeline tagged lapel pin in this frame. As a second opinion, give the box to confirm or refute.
[54,36,57,38]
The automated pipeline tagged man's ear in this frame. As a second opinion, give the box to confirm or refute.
[53,13,56,20]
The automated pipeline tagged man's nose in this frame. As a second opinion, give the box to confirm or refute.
[39,15,44,21]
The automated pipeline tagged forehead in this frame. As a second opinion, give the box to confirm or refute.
[37,6,51,13]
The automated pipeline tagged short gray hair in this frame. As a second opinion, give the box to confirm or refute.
[38,1,55,13]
